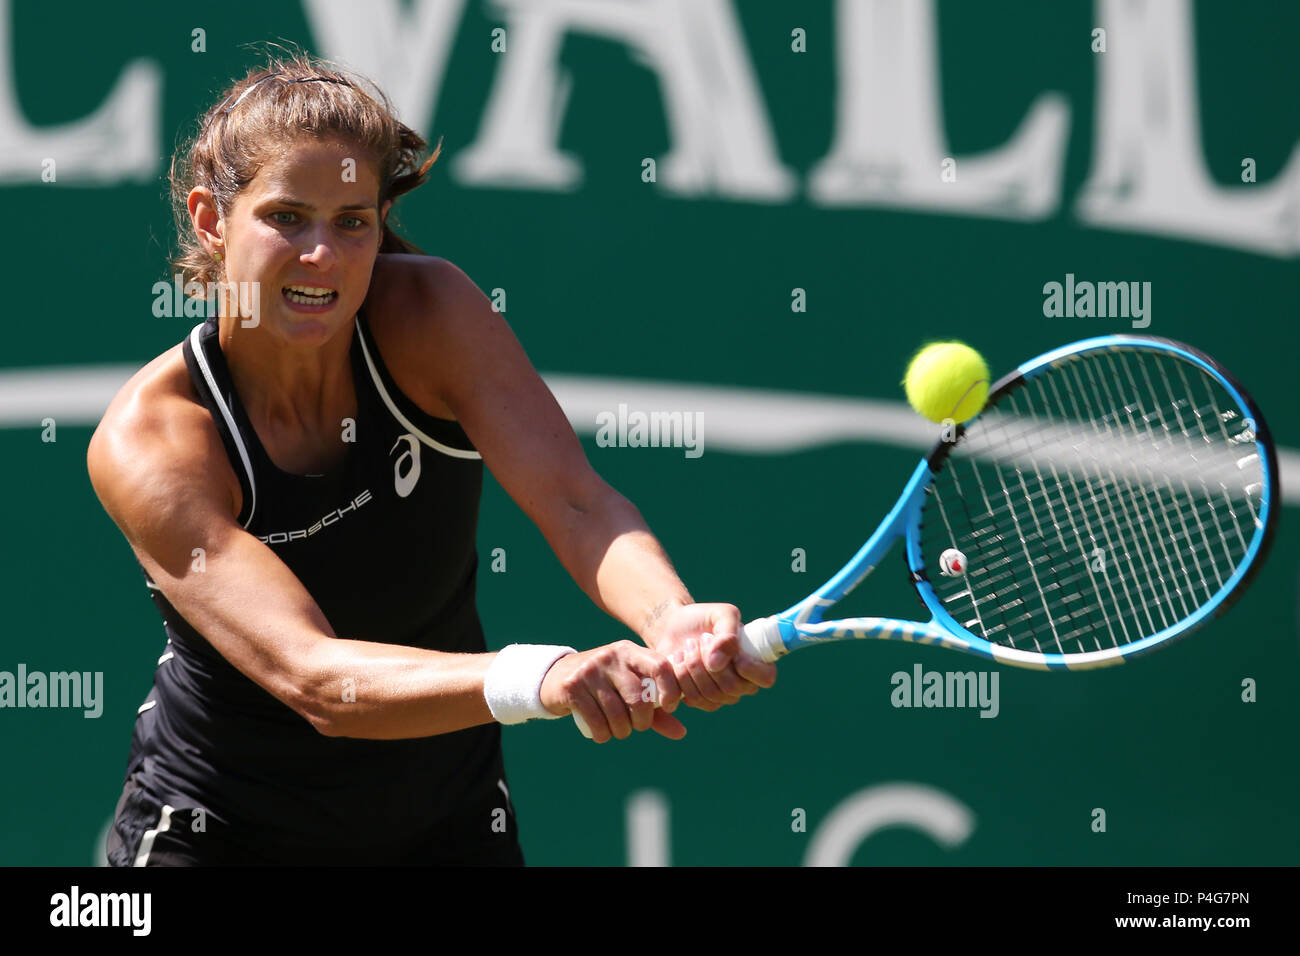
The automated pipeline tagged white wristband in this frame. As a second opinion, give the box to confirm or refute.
[484,644,577,725]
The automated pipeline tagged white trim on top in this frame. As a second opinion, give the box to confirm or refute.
[353,316,482,461]
[188,324,258,527]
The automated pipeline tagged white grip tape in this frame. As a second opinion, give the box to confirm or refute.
[740,616,786,663]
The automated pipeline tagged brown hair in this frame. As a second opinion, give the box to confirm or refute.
[169,52,438,289]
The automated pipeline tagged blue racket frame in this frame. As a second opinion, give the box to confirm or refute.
[740,335,1279,672]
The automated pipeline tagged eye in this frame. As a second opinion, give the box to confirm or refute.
[271,211,297,225]
[339,216,365,229]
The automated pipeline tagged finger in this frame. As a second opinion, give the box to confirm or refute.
[734,653,778,689]
[592,680,635,740]
[650,708,687,740]
[624,645,683,715]
[667,648,705,710]
[702,632,750,697]
[703,628,738,673]
[650,657,683,714]
[627,693,656,734]
[571,687,610,743]
[719,660,761,697]
[612,651,659,732]
[683,637,741,707]
[670,650,721,712]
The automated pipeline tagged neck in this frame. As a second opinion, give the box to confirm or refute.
[218,315,356,434]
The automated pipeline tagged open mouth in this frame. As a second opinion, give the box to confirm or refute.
[282,285,339,306]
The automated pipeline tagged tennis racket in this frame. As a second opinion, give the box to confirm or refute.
[737,334,1278,670]
[572,335,1278,737]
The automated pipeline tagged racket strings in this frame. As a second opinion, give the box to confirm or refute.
[921,347,1264,655]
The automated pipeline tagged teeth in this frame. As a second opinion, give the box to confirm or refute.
[284,285,337,305]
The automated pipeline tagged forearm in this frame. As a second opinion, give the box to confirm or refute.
[596,530,694,650]
[538,484,778,712]
[296,641,499,740]
[289,485,693,739]
[550,488,693,650]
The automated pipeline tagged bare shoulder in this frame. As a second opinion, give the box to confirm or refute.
[361,255,602,521]
[363,254,501,421]
[87,344,242,536]
[367,253,481,321]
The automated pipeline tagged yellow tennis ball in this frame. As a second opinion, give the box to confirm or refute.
[903,342,990,424]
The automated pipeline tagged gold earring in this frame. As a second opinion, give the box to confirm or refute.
[213,251,223,262]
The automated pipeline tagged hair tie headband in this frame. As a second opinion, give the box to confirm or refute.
[205,73,353,129]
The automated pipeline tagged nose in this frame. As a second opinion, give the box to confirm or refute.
[299,227,338,270]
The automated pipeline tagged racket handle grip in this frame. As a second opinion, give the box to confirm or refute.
[740,616,786,663]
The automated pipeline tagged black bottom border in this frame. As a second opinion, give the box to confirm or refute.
[6,865,1289,940]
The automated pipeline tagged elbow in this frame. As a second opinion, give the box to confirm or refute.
[299,700,343,738]
[286,650,347,737]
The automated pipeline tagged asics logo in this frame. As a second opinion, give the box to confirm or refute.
[390,433,422,497]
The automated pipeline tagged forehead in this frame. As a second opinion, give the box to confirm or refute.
[243,137,380,201]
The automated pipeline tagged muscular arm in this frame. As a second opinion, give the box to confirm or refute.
[399,256,774,707]
[511,464,695,646]
[397,257,693,645]
[87,381,498,740]
[87,361,680,743]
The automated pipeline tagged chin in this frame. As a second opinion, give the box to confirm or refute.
[272,308,348,346]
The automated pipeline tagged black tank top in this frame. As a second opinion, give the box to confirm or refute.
[127,310,505,851]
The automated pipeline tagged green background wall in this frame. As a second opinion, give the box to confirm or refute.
[1,0,1296,865]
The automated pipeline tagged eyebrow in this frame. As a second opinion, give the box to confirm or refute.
[261,198,378,212]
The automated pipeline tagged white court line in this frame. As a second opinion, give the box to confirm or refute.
[3,363,1299,506]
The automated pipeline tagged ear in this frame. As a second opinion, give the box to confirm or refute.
[188,187,224,255]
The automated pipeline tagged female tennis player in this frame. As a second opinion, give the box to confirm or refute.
[89,54,776,866]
